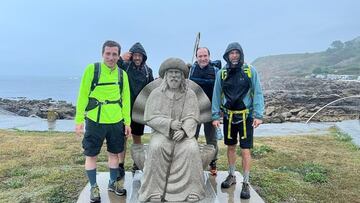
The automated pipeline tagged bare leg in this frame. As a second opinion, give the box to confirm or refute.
[85,156,97,170]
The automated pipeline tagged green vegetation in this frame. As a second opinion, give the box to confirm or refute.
[253,36,360,77]
[0,129,359,202]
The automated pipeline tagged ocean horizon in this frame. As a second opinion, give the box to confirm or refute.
[0,75,80,104]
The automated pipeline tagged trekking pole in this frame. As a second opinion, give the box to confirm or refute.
[188,32,201,79]
[191,32,201,64]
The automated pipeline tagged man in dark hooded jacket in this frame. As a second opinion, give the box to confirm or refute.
[212,42,264,199]
[117,42,154,175]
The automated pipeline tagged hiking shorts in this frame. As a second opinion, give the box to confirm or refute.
[223,117,254,149]
[130,120,145,136]
[82,118,125,157]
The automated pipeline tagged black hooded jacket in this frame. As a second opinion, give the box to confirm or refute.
[117,42,154,105]
[222,42,250,111]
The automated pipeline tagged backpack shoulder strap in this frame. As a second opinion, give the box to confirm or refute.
[118,67,123,94]
[243,64,252,78]
[144,64,150,82]
[117,67,123,107]
[221,69,227,80]
[90,62,101,92]
[189,65,196,78]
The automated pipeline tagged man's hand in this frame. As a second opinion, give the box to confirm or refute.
[125,125,132,138]
[121,52,132,62]
[252,118,263,128]
[170,120,182,130]
[75,123,84,138]
[173,130,185,142]
[212,120,220,128]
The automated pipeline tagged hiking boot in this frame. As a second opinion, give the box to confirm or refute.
[221,174,236,188]
[209,160,217,176]
[108,177,127,196]
[240,182,250,199]
[131,163,140,174]
[90,185,100,203]
[119,164,125,179]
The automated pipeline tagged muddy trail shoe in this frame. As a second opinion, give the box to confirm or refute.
[209,160,217,176]
[108,177,127,196]
[90,185,100,203]
[118,165,125,179]
[131,163,140,174]
[221,174,236,188]
[240,182,250,199]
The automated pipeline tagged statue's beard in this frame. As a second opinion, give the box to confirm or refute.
[168,79,181,89]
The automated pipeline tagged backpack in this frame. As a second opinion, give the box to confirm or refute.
[85,62,124,122]
[90,62,123,94]
[220,63,254,108]
[220,63,252,81]
[189,60,221,78]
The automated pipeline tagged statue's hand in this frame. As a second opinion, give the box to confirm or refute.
[170,120,182,130]
[173,130,185,142]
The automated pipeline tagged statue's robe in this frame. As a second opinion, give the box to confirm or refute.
[138,87,205,202]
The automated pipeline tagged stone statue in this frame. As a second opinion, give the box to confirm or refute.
[137,58,209,202]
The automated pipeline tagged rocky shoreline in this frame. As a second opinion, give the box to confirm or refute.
[0,98,75,120]
[262,78,359,123]
[0,78,359,123]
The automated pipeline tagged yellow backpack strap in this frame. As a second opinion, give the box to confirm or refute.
[243,64,252,78]
[221,69,227,80]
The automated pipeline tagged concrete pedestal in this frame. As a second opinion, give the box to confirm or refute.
[77,171,264,203]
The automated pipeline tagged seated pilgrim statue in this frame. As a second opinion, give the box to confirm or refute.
[131,58,215,202]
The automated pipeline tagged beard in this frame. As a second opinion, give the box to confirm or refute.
[230,59,239,65]
[168,78,181,89]
[134,60,142,67]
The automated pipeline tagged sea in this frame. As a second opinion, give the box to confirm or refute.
[0,75,80,104]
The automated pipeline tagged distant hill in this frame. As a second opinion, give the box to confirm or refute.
[252,36,360,79]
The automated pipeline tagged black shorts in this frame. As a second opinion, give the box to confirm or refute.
[130,120,145,136]
[223,117,253,149]
[82,119,125,156]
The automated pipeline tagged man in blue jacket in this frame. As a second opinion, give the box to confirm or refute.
[189,47,220,176]
[212,42,264,199]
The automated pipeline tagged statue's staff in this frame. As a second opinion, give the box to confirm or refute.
[161,91,188,201]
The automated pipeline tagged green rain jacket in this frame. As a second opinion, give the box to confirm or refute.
[75,62,131,126]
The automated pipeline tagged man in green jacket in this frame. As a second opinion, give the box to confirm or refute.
[75,40,131,202]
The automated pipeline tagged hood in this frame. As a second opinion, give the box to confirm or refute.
[223,42,244,67]
[129,42,147,64]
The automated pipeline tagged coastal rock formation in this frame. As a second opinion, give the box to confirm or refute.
[262,78,360,123]
[0,98,75,120]
[0,78,358,123]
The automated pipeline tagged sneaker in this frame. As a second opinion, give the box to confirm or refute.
[209,160,217,176]
[131,163,140,174]
[119,164,125,179]
[90,185,100,203]
[108,177,127,196]
[221,174,236,188]
[240,182,250,199]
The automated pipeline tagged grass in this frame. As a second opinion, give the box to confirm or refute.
[0,129,359,202]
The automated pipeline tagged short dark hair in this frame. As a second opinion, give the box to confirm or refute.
[196,47,210,57]
[102,40,121,55]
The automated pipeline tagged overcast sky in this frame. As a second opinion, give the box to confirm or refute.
[1,0,359,77]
